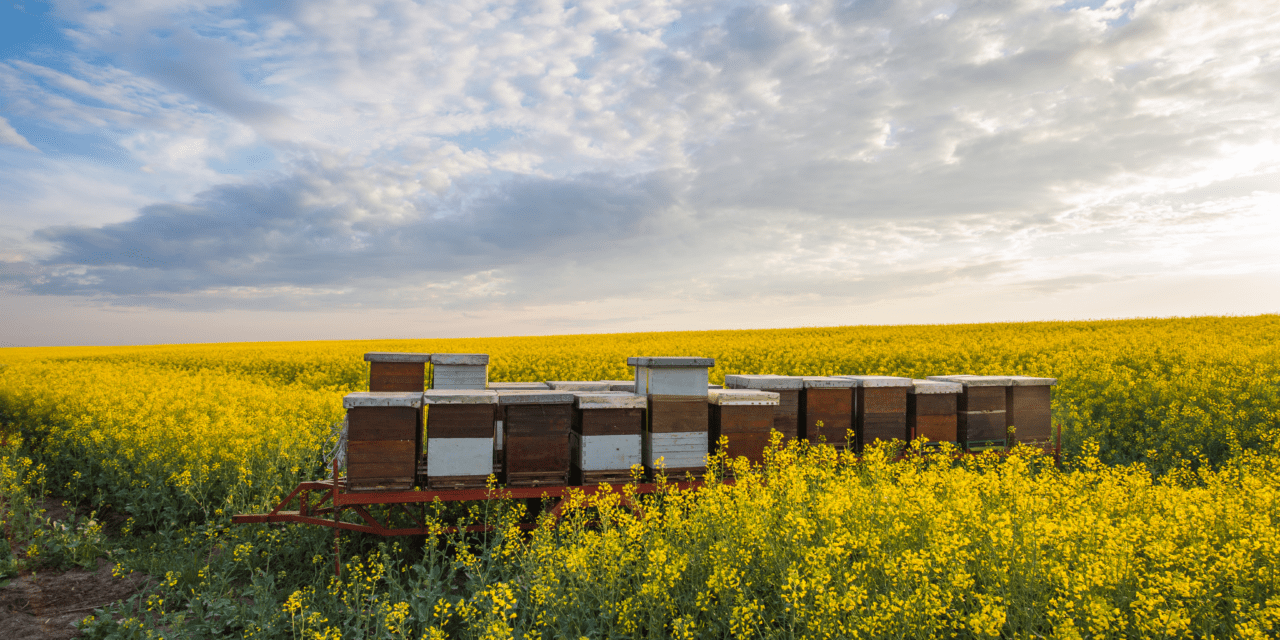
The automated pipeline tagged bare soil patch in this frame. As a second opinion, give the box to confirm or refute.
[0,559,148,640]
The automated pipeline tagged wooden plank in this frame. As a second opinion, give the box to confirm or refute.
[1007,385,1053,445]
[800,387,852,446]
[427,404,495,439]
[571,432,642,470]
[859,387,907,414]
[504,404,573,435]
[347,406,419,441]
[773,389,799,441]
[425,475,489,490]
[861,414,908,447]
[576,408,644,436]
[911,414,957,443]
[576,469,634,486]
[506,471,569,488]
[369,361,425,392]
[960,386,1005,412]
[912,394,956,416]
[649,397,708,433]
[504,434,570,474]
[710,404,774,435]
[714,430,772,463]
[425,438,492,476]
[348,439,416,464]
[959,411,1007,446]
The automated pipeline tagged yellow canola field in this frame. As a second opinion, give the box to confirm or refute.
[1,315,1278,528]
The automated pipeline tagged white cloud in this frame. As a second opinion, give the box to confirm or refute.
[0,0,1278,344]
[0,116,38,151]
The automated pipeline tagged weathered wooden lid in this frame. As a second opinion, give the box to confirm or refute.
[1007,375,1058,386]
[599,380,636,392]
[343,392,423,409]
[546,381,613,391]
[575,392,648,409]
[833,375,913,388]
[430,353,489,365]
[926,375,1014,387]
[801,376,857,389]
[910,379,962,394]
[488,381,551,390]
[497,390,575,405]
[724,374,803,390]
[708,389,780,405]
[422,389,499,404]
[627,357,715,367]
[364,352,431,363]
[708,383,724,389]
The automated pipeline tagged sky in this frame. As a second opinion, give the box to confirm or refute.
[0,0,1277,347]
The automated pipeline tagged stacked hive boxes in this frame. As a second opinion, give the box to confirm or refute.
[486,383,548,473]
[907,379,962,445]
[342,392,422,490]
[1006,376,1057,448]
[571,393,645,485]
[498,390,574,487]
[422,389,497,490]
[926,376,1012,449]
[365,352,430,392]
[723,375,801,441]
[798,376,856,449]
[707,389,779,464]
[837,376,912,451]
[630,357,714,477]
[431,354,488,389]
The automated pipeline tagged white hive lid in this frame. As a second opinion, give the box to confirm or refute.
[575,393,648,410]
[926,375,1014,386]
[723,374,803,390]
[422,389,499,404]
[910,379,962,394]
[627,356,715,368]
[343,392,423,409]
[496,390,576,405]
[431,353,489,365]
[546,381,613,391]
[1007,375,1058,386]
[831,375,913,388]
[801,376,857,389]
[708,389,780,405]
[487,382,551,390]
[364,352,431,363]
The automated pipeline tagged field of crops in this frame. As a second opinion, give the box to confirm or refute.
[2,315,1279,638]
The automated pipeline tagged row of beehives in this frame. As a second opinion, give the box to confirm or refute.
[341,353,1057,491]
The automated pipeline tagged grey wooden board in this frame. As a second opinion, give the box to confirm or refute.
[488,382,551,390]
[927,375,1014,386]
[708,389,779,405]
[910,379,963,394]
[575,393,647,409]
[547,381,612,391]
[802,376,858,389]
[834,375,913,388]
[1007,375,1058,386]
[364,352,432,363]
[343,392,423,409]
[643,431,709,468]
[497,390,576,404]
[422,389,499,404]
[430,353,489,365]
[599,380,636,392]
[724,374,803,390]
[571,432,643,470]
[426,437,494,476]
[494,420,503,450]
[635,366,710,396]
[433,365,488,389]
[627,357,715,367]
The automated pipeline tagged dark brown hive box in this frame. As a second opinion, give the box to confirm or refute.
[343,392,423,491]
[799,377,856,449]
[907,380,962,445]
[723,375,801,441]
[836,376,913,452]
[631,357,715,477]
[708,389,779,463]
[1006,377,1057,448]
[364,352,431,392]
[571,393,645,486]
[498,390,574,487]
[422,390,498,490]
[927,376,1013,450]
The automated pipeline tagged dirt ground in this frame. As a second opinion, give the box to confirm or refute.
[0,559,149,640]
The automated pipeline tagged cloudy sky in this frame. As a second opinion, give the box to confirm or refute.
[0,0,1277,347]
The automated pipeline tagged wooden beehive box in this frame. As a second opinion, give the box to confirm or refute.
[836,376,912,452]
[421,389,497,490]
[908,380,961,445]
[364,352,431,392]
[1006,376,1057,449]
[926,376,1013,450]
[342,392,423,491]
[571,392,645,485]
[498,390,574,487]
[708,389,779,464]
[547,381,613,392]
[430,353,489,390]
[630,356,714,477]
[798,377,855,449]
[723,375,801,441]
